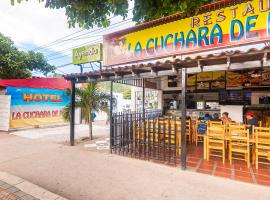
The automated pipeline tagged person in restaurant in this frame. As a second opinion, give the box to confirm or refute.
[220,112,232,124]
[245,112,259,134]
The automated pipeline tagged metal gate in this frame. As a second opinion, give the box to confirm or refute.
[111,111,181,166]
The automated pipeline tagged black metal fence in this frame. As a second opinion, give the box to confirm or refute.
[111,111,182,165]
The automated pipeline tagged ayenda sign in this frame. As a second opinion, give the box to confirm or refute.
[72,43,102,64]
[103,0,270,66]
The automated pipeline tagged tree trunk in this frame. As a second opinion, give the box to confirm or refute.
[89,120,93,140]
[89,111,93,140]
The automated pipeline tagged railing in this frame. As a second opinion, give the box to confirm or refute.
[111,110,181,165]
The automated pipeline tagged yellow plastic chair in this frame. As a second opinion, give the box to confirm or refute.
[229,125,250,167]
[206,124,226,164]
[254,127,270,169]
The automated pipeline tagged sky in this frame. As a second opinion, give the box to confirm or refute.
[0,1,265,77]
[0,1,134,76]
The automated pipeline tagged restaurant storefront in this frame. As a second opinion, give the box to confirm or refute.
[65,0,270,185]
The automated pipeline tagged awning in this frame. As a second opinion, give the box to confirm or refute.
[64,46,270,83]
[0,78,71,90]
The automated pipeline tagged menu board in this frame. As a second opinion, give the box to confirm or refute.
[187,74,196,86]
[213,71,225,81]
[262,68,270,86]
[197,72,212,81]
[211,81,225,89]
[187,69,270,91]
[197,82,210,90]
[226,71,246,88]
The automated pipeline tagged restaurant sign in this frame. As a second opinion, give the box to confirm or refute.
[104,0,270,66]
[72,43,102,65]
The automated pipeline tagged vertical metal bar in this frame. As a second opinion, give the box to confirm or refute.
[139,112,141,158]
[142,79,145,118]
[144,114,146,160]
[168,116,171,163]
[147,115,150,160]
[110,81,113,153]
[163,117,166,161]
[123,113,126,155]
[121,112,124,155]
[70,80,76,146]
[153,117,156,159]
[174,116,177,164]
[135,112,137,158]
[158,117,160,160]
[181,68,187,170]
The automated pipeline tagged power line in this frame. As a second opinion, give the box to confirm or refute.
[32,8,134,51]
[55,63,73,68]
[55,68,67,75]
[45,38,103,59]
[43,17,132,57]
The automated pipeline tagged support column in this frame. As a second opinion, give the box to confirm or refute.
[181,68,187,170]
[70,80,76,146]
[142,79,145,118]
[79,65,83,124]
[110,81,113,153]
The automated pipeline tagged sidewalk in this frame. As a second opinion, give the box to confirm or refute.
[0,132,270,200]
[0,172,67,200]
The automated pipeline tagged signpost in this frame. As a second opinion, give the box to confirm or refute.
[72,43,102,65]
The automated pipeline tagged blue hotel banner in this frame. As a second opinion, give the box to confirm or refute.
[7,87,70,128]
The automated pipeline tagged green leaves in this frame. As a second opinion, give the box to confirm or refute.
[11,0,217,29]
[63,83,110,123]
[0,33,55,79]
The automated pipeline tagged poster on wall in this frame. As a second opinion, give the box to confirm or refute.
[7,87,70,128]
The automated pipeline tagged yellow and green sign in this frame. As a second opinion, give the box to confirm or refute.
[103,0,270,66]
[72,43,102,64]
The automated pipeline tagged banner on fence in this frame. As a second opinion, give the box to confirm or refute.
[7,87,70,128]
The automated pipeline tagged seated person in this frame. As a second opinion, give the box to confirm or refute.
[203,113,212,121]
[245,112,259,134]
[220,112,232,124]
[212,113,221,121]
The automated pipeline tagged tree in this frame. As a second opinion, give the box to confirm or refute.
[0,33,55,79]
[63,83,110,140]
[11,0,218,29]
[123,88,131,100]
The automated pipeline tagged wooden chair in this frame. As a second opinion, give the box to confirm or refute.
[186,119,192,144]
[206,124,226,164]
[254,127,270,169]
[164,118,181,156]
[229,125,250,167]
[208,121,223,127]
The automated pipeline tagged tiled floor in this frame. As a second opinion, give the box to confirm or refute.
[186,144,270,186]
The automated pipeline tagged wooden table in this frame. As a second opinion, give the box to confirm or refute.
[203,134,255,160]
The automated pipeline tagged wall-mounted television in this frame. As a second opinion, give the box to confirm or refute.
[219,90,251,105]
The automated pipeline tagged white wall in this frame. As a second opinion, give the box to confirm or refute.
[220,105,243,122]
[131,86,162,112]
[0,95,11,131]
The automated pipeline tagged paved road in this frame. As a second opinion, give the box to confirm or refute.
[0,126,270,200]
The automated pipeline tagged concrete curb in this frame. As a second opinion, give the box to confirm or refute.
[0,172,68,200]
